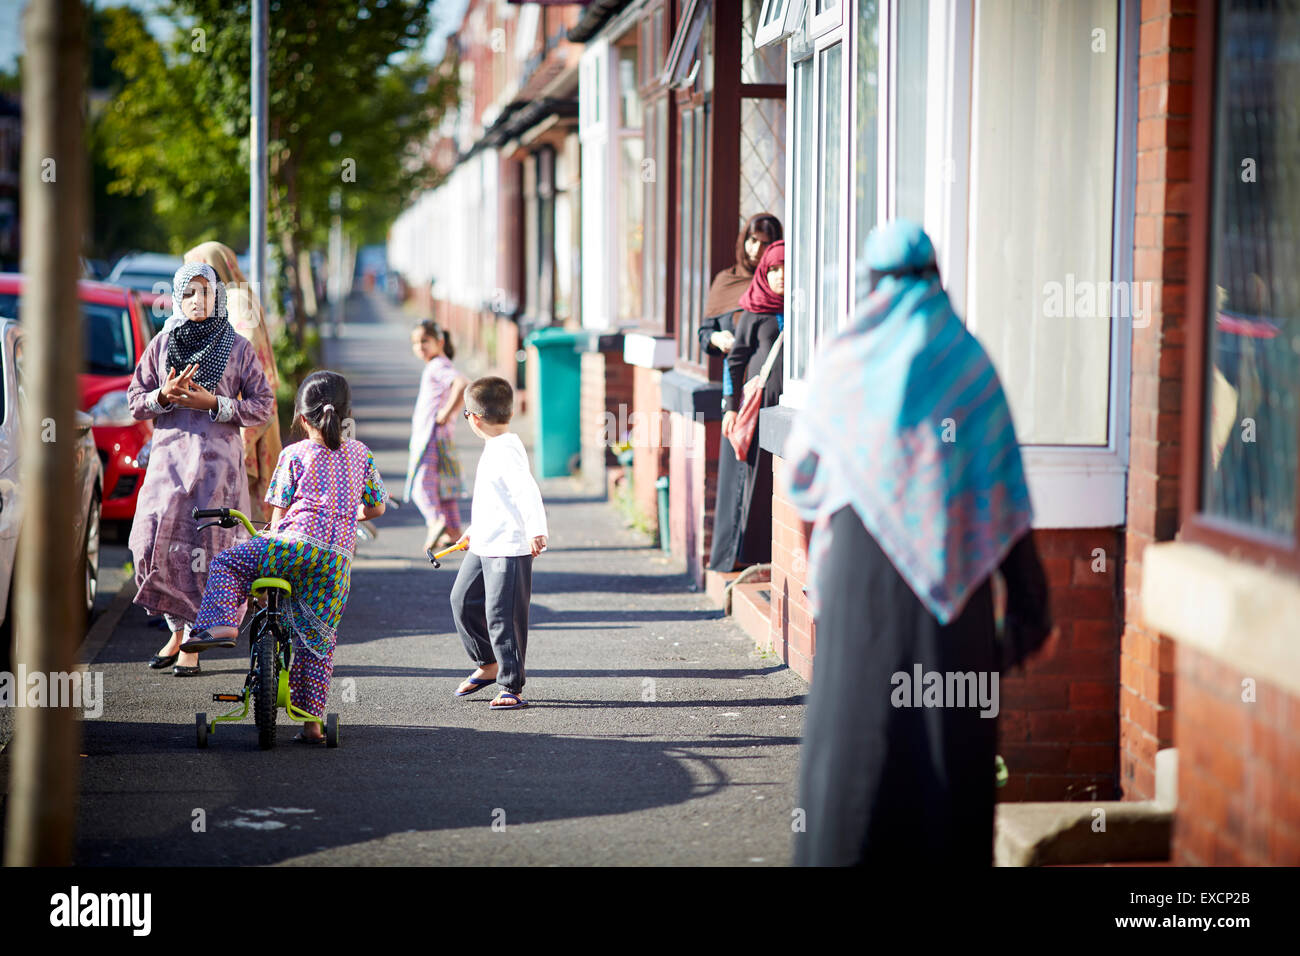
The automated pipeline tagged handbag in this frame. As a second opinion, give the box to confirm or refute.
[727,331,783,462]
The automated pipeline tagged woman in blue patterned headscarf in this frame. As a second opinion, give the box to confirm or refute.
[785,220,1054,866]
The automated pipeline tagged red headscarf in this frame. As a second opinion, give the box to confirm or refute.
[739,240,785,315]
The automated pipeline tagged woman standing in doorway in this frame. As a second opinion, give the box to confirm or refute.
[718,239,785,569]
[701,213,782,572]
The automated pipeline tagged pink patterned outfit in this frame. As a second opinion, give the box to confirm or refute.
[194,439,387,717]
[404,354,463,532]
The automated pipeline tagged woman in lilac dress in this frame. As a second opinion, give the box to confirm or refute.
[128,262,276,676]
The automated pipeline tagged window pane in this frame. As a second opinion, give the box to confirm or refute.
[1202,0,1300,538]
[619,45,643,128]
[740,98,787,231]
[854,2,879,310]
[618,135,645,322]
[679,111,695,357]
[642,99,657,322]
[655,99,669,325]
[696,105,711,356]
[817,43,843,345]
[743,0,786,83]
[967,0,1117,446]
[896,0,927,223]
[791,58,815,380]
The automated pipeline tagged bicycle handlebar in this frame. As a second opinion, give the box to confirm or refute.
[192,506,257,535]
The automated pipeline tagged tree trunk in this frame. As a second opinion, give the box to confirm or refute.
[6,0,86,866]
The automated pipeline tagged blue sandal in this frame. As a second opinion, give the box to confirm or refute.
[454,676,496,697]
[490,691,527,710]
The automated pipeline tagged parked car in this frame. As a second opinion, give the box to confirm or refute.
[0,317,104,664]
[108,251,182,320]
[0,274,156,522]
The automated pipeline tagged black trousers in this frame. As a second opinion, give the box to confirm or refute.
[450,551,533,694]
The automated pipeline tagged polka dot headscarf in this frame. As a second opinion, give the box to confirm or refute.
[164,262,238,391]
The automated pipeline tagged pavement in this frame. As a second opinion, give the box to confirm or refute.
[0,292,808,866]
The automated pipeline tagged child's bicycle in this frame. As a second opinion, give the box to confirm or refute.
[190,506,340,751]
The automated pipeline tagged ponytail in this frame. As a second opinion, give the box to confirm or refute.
[319,403,342,450]
[416,319,454,360]
[294,369,352,451]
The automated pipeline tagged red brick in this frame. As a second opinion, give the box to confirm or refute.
[1067,745,1117,774]
[1070,681,1117,710]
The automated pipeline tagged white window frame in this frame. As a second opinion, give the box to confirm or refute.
[944,0,1137,528]
[755,0,807,47]
[779,0,853,410]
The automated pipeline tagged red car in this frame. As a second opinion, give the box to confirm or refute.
[0,274,157,522]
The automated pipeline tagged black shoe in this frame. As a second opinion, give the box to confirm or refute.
[148,652,179,669]
[172,664,201,677]
[181,629,236,652]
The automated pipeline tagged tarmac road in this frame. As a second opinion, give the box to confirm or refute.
[0,293,808,866]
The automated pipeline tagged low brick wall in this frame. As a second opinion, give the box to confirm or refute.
[1172,644,1300,865]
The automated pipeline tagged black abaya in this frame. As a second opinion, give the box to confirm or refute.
[793,506,1051,866]
[700,310,745,572]
[717,310,782,568]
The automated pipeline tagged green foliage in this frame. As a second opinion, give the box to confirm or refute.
[272,326,322,434]
[98,6,247,252]
[614,478,659,545]
[97,0,459,258]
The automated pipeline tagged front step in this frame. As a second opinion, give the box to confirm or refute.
[731,581,772,647]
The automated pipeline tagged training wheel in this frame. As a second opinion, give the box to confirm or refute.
[196,713,208,749]
[325,713,339,748]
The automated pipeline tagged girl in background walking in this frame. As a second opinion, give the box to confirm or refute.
[406,320,468,553]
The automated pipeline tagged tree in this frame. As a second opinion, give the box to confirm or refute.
[98,0,458,338]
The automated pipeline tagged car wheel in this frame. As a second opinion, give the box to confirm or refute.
[82,489,101,617]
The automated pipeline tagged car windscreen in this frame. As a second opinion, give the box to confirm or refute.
[0,294,136,375]
[112,272,173,295]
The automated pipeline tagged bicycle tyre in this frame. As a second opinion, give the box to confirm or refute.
[196,712,208,749]
[254,615,278,750]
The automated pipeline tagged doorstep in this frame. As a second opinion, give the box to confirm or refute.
[731,581,772,648]
[705,569,743,607]
[994,748,1177,866]
[994,802,1172,867]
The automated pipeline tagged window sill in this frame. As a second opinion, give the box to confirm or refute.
[660,369,723,421]
[1141,541,1300,698]
[758,404,798,457]
[623,332,676,369]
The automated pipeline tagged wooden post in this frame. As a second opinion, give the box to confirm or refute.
[4,0,86,867]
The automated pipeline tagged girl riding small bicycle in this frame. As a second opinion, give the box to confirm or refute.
[183,370,387,743]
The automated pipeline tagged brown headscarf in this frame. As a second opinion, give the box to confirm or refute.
[702,212,783,319]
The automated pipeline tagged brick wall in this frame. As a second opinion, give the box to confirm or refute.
[769,456,814,681]
[1173,644,1300,865]
[667,411,720,586]
[1120,0,1195,801]
[769,456,1123,800]
[630,366,665,528]
[998,528,1122,802]
[579,346,634,491]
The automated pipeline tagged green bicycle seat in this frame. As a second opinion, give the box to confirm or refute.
[250,577,291,594]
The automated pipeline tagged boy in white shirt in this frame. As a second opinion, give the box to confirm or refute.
[450,376,548,709]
